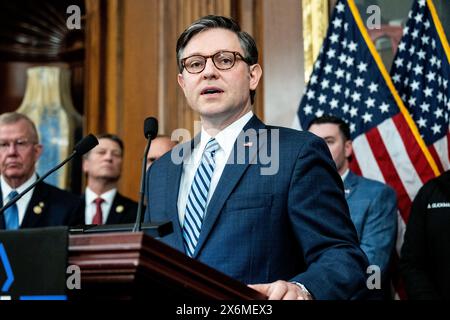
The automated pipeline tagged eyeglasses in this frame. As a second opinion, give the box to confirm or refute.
[181,51,249,74]
[0,139,36,151]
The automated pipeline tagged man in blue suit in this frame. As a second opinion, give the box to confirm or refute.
[0,112,83,229]
[144,15,370,300]
[308,115,397,291]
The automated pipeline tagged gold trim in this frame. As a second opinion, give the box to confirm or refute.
[348,0,440,176]
[302,0,329,82]
[427,0,450,64]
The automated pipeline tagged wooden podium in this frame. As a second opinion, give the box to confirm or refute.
[68,232,266,300]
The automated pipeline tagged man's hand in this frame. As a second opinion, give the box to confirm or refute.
[248,280,313,300]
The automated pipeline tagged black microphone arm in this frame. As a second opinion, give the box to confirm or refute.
[133,117,158,232]
[0,134,99,215]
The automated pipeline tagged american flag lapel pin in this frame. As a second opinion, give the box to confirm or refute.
[243,142,253,147]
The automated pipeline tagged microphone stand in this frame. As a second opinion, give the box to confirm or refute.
[132,137,152,232]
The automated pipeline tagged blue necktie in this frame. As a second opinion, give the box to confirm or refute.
[183,138,219,257]
[4,190,19,230]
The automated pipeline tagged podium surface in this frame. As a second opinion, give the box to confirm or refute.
[68,232,266,300]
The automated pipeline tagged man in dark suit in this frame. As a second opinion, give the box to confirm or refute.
[144,15,370,300]
[308,115,397,294]
[82,133,138,225]
[0,112,83,229]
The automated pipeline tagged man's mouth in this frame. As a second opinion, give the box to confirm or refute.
[201,87,224,95]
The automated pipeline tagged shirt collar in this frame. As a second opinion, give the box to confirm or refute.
[199,111,254,155]
[1,173,37,202]
[85,187,117,205]
[340,168,350,182]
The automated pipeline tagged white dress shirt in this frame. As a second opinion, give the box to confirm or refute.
[177,111,254,226]
[1,173,37,227]
[85,187,117,224]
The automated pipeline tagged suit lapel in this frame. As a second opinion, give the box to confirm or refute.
[343,171,358,200]
[21,183,48,228]
[166,139,198,252]
[106,193,122,224]
[193,116,266,258]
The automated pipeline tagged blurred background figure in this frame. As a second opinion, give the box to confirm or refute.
[146,135,177,169]
[0,112,83,230]
[308,115,397,296]
[82,133,138,225]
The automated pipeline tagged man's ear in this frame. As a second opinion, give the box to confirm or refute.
[177,73,186,90]
[249,64,262,91]
[344,140,353,159]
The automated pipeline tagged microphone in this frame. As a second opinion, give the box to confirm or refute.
[133,117,158,232]
[0,134,99,214]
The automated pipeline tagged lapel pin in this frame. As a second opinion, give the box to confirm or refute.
[33,205,43,215]
[243,142,253,147]
[39,202,44,207]
[116,205,124,213]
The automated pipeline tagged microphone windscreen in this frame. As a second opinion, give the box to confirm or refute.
[73,134,99,155]
[144,117,158,140]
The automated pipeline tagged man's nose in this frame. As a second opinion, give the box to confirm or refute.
[202,58,219,78]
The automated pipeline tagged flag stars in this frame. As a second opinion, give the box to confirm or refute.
[357,62,368,72]
[398,42,406,51]
[330,33,339,43]
[306,90,315,100]
[414,13,423,24]
[418,0,426,7]
[326,48,336,59]
[349,123,356,134]
[332,18,342,28]
[365,97,375,108]
[318,94,327,105]
[417,117,427,128]
[321,79,330,89]
[362,112,373,123]
[423,87,433,97]
[431,123,441,135]
[315,109,325,118]
[342,103,350,113]
[351,92,361,102]
[368,82,378,93]
[309,74,318,84]
[330,98,339,109]
[416,49,426,60]
[409,45,416,55]
[336,2,345,12]
[392,74,401,83]
[348,41,358,52]
[335,68,345,78]
[420,102,430,113]
[354,77,364,87]
[426,71,436,82]
[350,107,358,118]
[345,56,354,67]
[411,29,419,39]
[379,102,390,113]
[413,65,423,75]
[421,35,429,45]
[332,83,342,94]
[424,20,430,29]
[434,108,444,119]
[324,64,333,74]
[409,96,417,106]
[303,105,313,115]
[394,58,404,68]
[410,80,420,91]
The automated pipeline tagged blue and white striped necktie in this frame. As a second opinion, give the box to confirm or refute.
[183,138,219,257]
[4,190,19,230]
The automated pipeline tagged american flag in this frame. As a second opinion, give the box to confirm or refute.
[390,0,450,173]
[296,0,439,299]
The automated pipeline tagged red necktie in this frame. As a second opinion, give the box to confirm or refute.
[92,197,104,225]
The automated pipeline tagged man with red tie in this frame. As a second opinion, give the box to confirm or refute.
[82,133,138,225]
